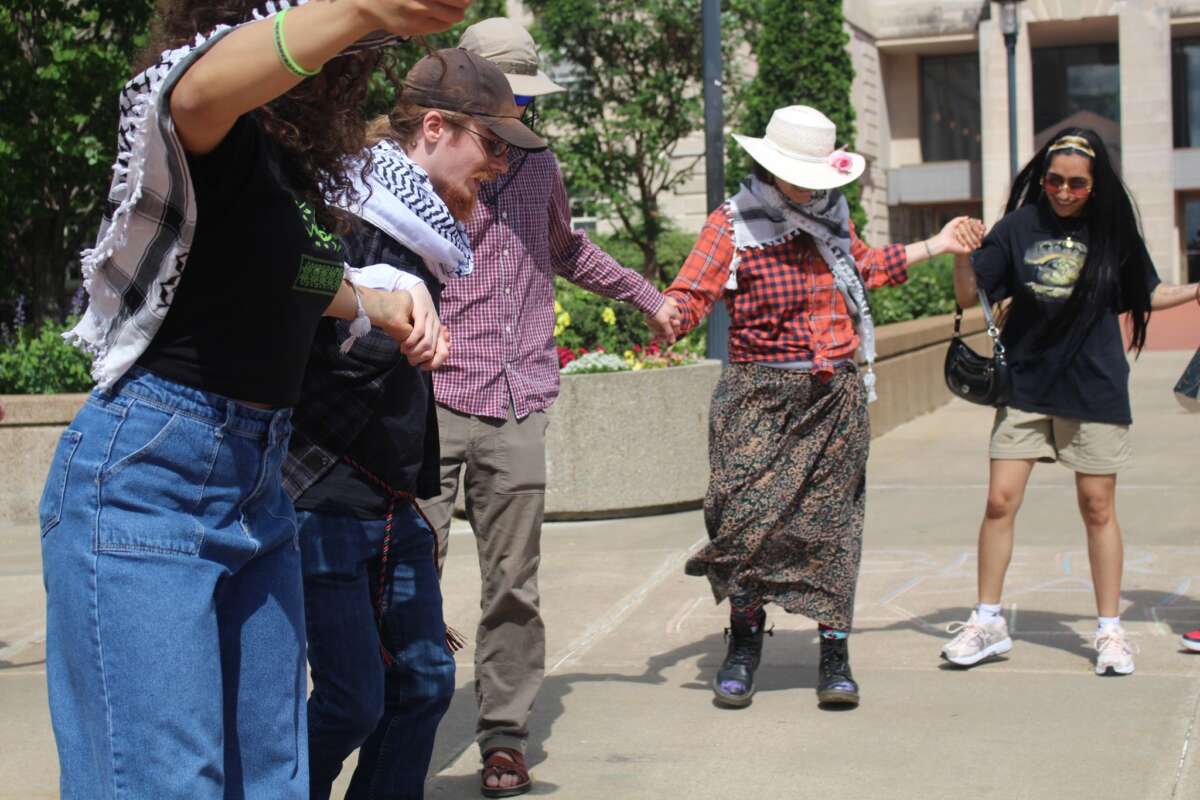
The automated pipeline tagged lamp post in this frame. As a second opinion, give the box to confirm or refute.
[999,0,1024,179]
[702,0,729,362]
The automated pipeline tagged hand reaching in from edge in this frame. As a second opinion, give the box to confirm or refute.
[647,296,681,346]
[353,0,473,37]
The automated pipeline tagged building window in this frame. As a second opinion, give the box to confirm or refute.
[920,54,981,162]
[1183,197,1200,282]
[1174,39,1200,148]
[1032,44,1120,162]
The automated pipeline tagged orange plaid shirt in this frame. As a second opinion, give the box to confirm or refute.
[666,206,909,376]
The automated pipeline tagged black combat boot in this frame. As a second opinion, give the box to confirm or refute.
[816,634,860,706]
[712,607,768,707]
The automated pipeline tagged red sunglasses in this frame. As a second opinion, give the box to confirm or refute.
[1043,173,1092,197]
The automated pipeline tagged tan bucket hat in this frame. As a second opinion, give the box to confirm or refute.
[732,106,865,191]
[458,17,566,97]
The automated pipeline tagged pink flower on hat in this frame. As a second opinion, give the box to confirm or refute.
[828,149,853,174]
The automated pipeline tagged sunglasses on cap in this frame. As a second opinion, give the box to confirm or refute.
[1042,172,1092,197]
[514,95,535,107]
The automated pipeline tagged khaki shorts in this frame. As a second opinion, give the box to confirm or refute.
[989,406,1131,474]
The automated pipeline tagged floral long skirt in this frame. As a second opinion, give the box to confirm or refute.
[684,363,870,630]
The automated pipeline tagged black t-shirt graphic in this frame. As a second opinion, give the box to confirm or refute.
[972,200,1160,425]
[138,114,347,407]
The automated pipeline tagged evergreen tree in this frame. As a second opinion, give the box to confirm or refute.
[729,0,866,232]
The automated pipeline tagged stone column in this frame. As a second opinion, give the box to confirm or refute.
[979,3,1034,226]
[1119,2,1179,282]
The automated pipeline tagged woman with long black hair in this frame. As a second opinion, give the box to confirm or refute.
[39,2,467,797]
[942,127,1200,676]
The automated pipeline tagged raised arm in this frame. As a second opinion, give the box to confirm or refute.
[171,0,471,155]
[1150,281,1200,311]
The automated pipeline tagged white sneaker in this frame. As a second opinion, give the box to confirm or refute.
[941,611,1013,666]
[1094,625,1136,676]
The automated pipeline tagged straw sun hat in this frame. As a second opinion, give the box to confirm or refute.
[732,105,866,191]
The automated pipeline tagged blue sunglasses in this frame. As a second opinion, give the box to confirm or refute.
[514,95,535,107]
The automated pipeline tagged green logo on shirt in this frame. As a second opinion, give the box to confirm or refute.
[295,200,341,253]
[294,255,343,296]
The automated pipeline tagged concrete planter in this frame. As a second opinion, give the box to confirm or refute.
[0,393,90,527]
[0,310,985,525]
[543,359,723,520]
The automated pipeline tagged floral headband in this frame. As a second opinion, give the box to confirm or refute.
[1047,135,1096,159]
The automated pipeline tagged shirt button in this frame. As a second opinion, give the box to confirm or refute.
[505,325,511,333]
[504,287,511,295]
[501,211,509,220]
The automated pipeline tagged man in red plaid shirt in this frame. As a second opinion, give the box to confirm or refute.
[419,18,679,798]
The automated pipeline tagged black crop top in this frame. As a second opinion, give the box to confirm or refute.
[138,114,347,406]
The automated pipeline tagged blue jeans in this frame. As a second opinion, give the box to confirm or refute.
[299,507,455,800]
[40,368,307,800]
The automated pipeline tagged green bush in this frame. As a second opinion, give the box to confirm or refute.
[869,255,957,325]
[555,229,706,358]
[0,318,94,394]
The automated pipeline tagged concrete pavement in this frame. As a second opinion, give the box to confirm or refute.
[2,350,1198,799]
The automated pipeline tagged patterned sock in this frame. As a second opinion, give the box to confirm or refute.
[818,624,849,640]
[730,595,763,631]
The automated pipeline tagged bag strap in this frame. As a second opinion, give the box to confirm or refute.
[954,288,1006,357]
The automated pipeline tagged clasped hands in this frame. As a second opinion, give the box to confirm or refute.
[646,295,684,346]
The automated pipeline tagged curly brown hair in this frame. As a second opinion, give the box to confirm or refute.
[143,0,395,231]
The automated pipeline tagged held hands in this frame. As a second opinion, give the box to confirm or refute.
[646,296,682,346]
[928,216,985,258]
[352,0,473,37]
[401,282,450,370]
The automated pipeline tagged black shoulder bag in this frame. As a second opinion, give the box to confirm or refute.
[943,288,1011,406]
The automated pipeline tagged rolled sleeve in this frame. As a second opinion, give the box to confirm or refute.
[664,209,734,335]
[852,223,909,289]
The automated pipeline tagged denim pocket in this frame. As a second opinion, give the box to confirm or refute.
[39,429,83,537]
[96,401,220,555]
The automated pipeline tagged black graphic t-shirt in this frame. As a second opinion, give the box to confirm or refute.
[138,114,346,406]
[972,200,1160,425]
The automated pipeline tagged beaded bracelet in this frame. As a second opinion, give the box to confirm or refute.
[274,7,319,79]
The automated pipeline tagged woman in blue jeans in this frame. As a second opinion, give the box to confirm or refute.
[38,2,465,797]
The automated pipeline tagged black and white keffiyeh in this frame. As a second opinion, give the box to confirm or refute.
[340,140,473,284]
[67,0,405,390]
[725,176,880,402]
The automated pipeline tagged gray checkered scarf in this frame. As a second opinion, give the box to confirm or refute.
[725,176,879,402]
[66,0,405,390]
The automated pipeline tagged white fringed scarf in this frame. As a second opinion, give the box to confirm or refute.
[66,0,404,389]
[340,140,473,284]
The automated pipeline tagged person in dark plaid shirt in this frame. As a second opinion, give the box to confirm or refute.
[666,105,977,711]
[284,50,547,800]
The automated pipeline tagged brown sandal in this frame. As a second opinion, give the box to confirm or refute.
[480,747,531,798]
